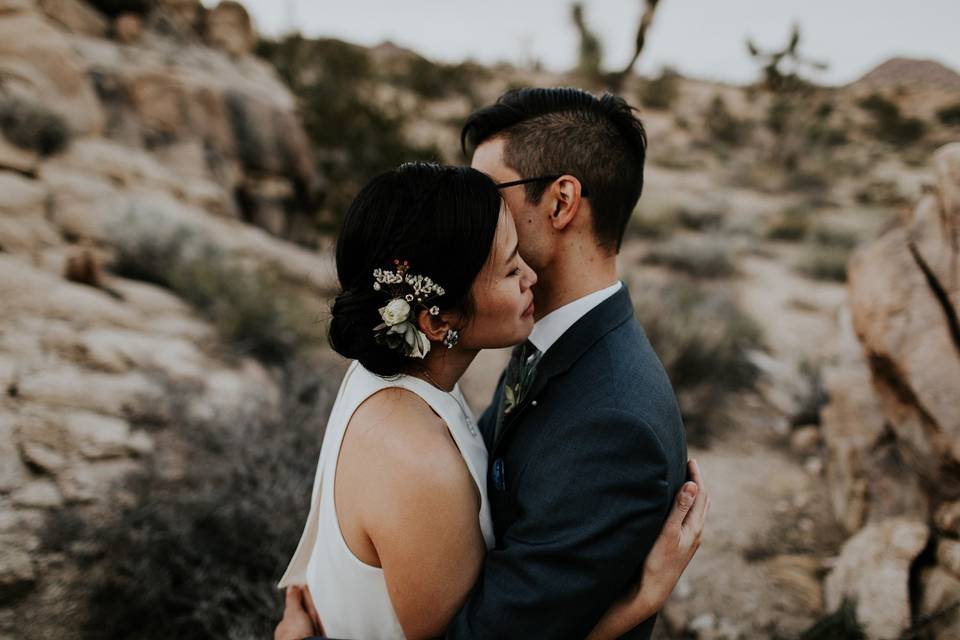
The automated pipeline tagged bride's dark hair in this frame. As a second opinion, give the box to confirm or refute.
[329,162,502,377]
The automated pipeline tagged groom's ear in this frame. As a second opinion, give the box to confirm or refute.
[415,308,454,343]
[548,175,585,231]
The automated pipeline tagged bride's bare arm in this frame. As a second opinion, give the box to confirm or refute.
[587,459,710,640]
[364,399,486,640]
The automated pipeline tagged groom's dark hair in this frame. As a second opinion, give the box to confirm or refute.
[461,87,647,252]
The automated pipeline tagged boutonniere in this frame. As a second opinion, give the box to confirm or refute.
[503,382,521,415]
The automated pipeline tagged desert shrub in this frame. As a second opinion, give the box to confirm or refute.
[790,359,828,427]
[799,600,865,640]
[855,178,908,206]
[110,208,325,364]
[628,210,678,239]
[0,93,70,156]
[705,94,747,146]
[858,93,926,147]
[255,35,442,227]
[640,67,680,110]
[642,235,738,278]
[810,225,858,250]
[938,102,960,127]
[635,281,764,445]
[394,56,490,101]
[766,206,810,241]
[676,205,725,231]
[43,360,338,640]
[796,244,851,282]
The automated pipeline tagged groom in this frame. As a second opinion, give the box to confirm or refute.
[283,87,688,639]
[449,87,687,639]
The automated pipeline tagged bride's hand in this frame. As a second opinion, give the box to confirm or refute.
[587,459,709,640]
[274,585,323,640]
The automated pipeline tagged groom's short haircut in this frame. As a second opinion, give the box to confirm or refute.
[461,87,647,252]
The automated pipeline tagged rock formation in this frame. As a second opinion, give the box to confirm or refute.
[821,142,960,638]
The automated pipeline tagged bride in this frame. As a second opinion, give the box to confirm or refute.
[277,162,706,640]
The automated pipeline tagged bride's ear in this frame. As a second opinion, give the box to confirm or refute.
[415,308,453,343]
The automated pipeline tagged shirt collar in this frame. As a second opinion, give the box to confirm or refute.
[528,281,623,354]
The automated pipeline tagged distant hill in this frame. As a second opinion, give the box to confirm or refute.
[853,57,960,90]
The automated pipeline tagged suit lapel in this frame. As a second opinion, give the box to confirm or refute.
[491,284,636,452]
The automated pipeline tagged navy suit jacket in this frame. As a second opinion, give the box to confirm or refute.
[443,283,687,639]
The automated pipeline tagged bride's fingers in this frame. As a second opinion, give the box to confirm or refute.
[666,481,698,539]
[284,585,302,613]
[685,462,709,535]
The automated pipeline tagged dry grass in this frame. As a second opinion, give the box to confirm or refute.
[41,360,340,640]
[110,206,326,364]
[635,280,763,445]
[641,235,739,278]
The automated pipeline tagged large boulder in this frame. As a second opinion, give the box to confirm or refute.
[204,0,254,58]
[847,143,960,498]
[824,518,929,640]
[0,6,104,136]
[36,0,108,36]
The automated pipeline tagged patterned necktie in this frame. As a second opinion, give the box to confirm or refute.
[501,339,543,419]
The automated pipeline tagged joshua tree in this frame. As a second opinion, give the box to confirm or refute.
[746,24,837,173]
[746,23,827,93]
[608,0,661,92]
[570,0,662,91]
[571,3,603,82]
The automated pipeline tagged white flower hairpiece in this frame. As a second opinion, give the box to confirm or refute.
[371,260,445,359]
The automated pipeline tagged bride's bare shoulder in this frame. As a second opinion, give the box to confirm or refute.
[346,387,469,488]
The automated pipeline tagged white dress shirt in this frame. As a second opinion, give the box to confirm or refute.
[527,281,623,354]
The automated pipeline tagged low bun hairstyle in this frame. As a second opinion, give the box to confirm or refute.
[328,162,502,377]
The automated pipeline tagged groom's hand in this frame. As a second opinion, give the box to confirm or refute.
[274,586,322,640]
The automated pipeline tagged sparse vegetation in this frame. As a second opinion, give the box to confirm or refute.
[766,206,811,241]
[42,361,337,639]
[110,207,325,364]
[705,94,748,146]
[640,67,680,110]
[0,93,71,157]
[635,281,763,444]
[799,600,866,640]
[796,243,851,282]
[642,235,739,278]
[858,93,926,147]
[855,178,909,206]
[255,35,443,227]
[628,209,678,239]
[938,102,960,127]
[791,359,828,427]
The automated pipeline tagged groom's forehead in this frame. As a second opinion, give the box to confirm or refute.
[471,138,517,181]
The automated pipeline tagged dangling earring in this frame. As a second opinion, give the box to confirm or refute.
[442,328,460,349]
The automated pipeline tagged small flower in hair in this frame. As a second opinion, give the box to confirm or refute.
[371,261,447,359]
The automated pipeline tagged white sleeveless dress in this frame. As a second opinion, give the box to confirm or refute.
[278,360,495,639]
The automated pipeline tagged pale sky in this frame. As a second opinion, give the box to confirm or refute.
[221,1,960,86]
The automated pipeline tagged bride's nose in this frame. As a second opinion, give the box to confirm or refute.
[523,263,538,289]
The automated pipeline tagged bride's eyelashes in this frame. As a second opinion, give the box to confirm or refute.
[510,266,522,277]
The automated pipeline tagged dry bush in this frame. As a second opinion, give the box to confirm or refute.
[110,206,325,364]
[0,93,70,157]
[795,243,851,282]
[635,280,763,445]
[766,206,811,241]
[42,361,339,640]
[642,235,738,278]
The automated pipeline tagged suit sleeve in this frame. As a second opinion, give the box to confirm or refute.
[445,409,671,639]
